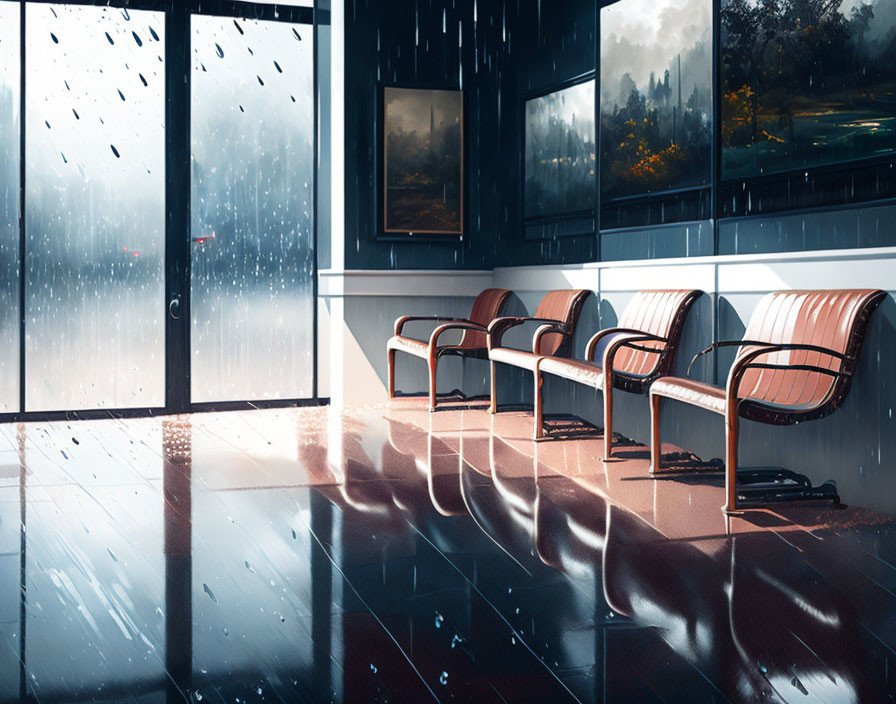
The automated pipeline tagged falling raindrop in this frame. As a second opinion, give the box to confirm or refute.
[139,74,148,86]
[132,31,143,47]
[149,27,160,42]
[118,89,126,102]
[439,672,449,685]
[257,76,264,86]
[274,61,283,74]
[72,109,80,120]
[370,664,378,674]
[292,28,302,41]
[51,33,59,44]
[434,612,444,628]
[110,144,121,158]
[234,20,244,35]
[105,31,115,46]
[215,43,225,59]
[202,583,218,604]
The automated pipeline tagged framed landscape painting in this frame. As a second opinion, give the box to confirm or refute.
[523,76,597,231]
[721,0,896,180]
[380,86,464,239]
[600,0,713,201]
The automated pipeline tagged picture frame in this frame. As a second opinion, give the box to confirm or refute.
[377,84,465,241]
[522,72,597,241]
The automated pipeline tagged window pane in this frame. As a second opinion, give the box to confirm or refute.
[25,4,165,411]
[600,0,713,200]
[0,1,20,414]
[722,0,896,179]
[191,17,315,403]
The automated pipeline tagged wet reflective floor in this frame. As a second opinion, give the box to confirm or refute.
[1,400,896,703]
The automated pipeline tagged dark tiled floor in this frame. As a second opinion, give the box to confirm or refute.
[1,400,896,703]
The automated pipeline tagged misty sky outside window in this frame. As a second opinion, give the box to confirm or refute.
[0,2,19,414]
[25,4,166,412]
[191,17,315,403]
[600,0,712,200]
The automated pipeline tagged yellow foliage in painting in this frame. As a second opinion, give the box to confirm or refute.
[610,110,687,187]
[722,85,755,145]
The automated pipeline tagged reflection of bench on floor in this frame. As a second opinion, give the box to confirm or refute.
[649,289,886,513]
[533,289,703,458]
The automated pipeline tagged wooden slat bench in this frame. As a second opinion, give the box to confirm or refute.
[649,289,886,512]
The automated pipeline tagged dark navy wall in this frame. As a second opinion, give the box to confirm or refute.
[343,0,896,271]
[344,0,507,270]
[491,0,598,268]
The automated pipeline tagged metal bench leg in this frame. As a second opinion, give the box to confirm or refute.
[649,393,661,474]
[603,386,614,459]
[724,410,739,514]
[387,349,396,399]
[534,369,544,439]
[428,352,438,412]
[488,362,498,414]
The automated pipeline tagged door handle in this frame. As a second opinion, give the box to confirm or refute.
[169,294,183,320]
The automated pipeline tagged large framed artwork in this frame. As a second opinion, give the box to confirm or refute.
[379,85,464,240]
[600,0,713,202]
[722,0,896,180]
[523,76,597,239]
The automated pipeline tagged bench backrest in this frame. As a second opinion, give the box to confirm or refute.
[461,288,512,348]
[735,289,885,415]
[613,290,703,379]
[534,289,593,356]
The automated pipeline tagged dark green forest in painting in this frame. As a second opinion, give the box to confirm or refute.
[722,0,896,178]
[385,92,462,234]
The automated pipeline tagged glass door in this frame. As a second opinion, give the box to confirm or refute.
[189,15,316,405]
[0,1,319,420]
[25,4,167,412]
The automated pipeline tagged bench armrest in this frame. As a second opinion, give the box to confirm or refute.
[487,316,568,352]
[602,333,668,388]
[687,339,847,377]
[394,315,475,337]
[429,321,487,348]
[585,328,668,362]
